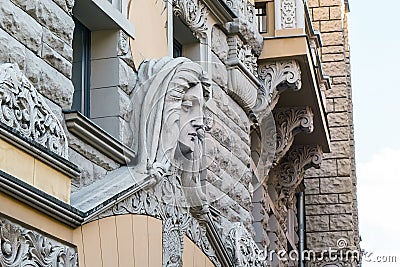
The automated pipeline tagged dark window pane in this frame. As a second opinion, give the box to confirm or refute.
[173,39,182,58]
[72,19,91,117]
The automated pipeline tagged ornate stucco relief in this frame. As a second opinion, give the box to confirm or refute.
[281,0,297,28]
[254,60,302,113]
[0,63,68,158]
[173,0,208,39]
[0,216,78,267]
[270,145,323,210]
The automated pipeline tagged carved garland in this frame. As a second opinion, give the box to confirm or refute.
[255,60,302,113]
[273,107,314,165]
[0,217,78,267]
[173,0,208,40]
[0,63,68,158]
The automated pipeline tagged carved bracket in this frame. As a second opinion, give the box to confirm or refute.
[254,60,302,113]
[271,145,322,209]
[173,0,208,39]
[0,216,78,266]
[0,63,68,158]
[273,107,314,165]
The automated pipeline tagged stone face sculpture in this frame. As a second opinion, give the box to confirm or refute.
[130,57,210,215]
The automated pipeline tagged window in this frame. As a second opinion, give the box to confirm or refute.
[72,19,91,117]
[173,39,183,58]
[256,2,268,33]
[173,16,200,61]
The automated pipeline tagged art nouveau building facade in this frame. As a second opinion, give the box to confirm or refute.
[0,0,359,266]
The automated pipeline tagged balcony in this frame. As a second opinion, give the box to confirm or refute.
[256,0,331,153]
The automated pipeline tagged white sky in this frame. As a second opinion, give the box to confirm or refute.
[350,0,400,265]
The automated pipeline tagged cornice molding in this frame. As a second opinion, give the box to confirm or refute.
[254,60,302,113]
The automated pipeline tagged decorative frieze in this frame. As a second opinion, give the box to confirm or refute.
[281,0,297,28]
[173,0,208,39]
[0,216,78,266]
[254,60,302,113]
[273,107,314,165]
[0,63,68,158]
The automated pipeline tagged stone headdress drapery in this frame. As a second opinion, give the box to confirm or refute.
[130,57,209,180]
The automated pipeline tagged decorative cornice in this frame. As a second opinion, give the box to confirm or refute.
[273,107,314,165]
[173,0,208,39]
[0,63,68,158]
[0,216,78,266]
[254,60,302,113]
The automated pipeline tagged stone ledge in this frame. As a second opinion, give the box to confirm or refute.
[64,111,135,165]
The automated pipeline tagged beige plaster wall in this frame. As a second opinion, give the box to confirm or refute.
[129,0,169,67]
[0,139,71,203]
[183,235,215,267]
[73,214,162,267]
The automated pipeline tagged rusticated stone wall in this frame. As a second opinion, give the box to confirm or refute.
[305,0,360,261]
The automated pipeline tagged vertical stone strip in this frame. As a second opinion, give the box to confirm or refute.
[304,0,360,263]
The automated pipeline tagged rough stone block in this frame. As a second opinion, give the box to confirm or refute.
[43,28,73,62]
[330,6,342,20]
[25,49,74,109]
[327,112,349,127]
[306,231,354,251]
[334,97,348,112]
[321,32,344,46]
[338,193,352,203]
[313,7,330,20]
[337,158,351,176]
[322,45,344,54]
[25,0,74,45]
[330,126,349,141]
[322,61,347,77]
[319,0,341,7]
[42,43,72,78]
[0,0,42,55]
[320,177,352,194]
[326,141,350,158]
[211,53,228,88]
[330,214,353,231]
[304,178,320,194]
[305,203,352,215]
[331,77,349,85]
[305,159,337,177]
[320,20,343,32]
[325,85,348,98]
[0,28,26,70]
[322,53,345,62]
[308,0,320,8]
[305,194,338,205]
[306,215,329,232]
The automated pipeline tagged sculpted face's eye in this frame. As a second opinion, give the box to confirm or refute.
[181,100,193,111]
